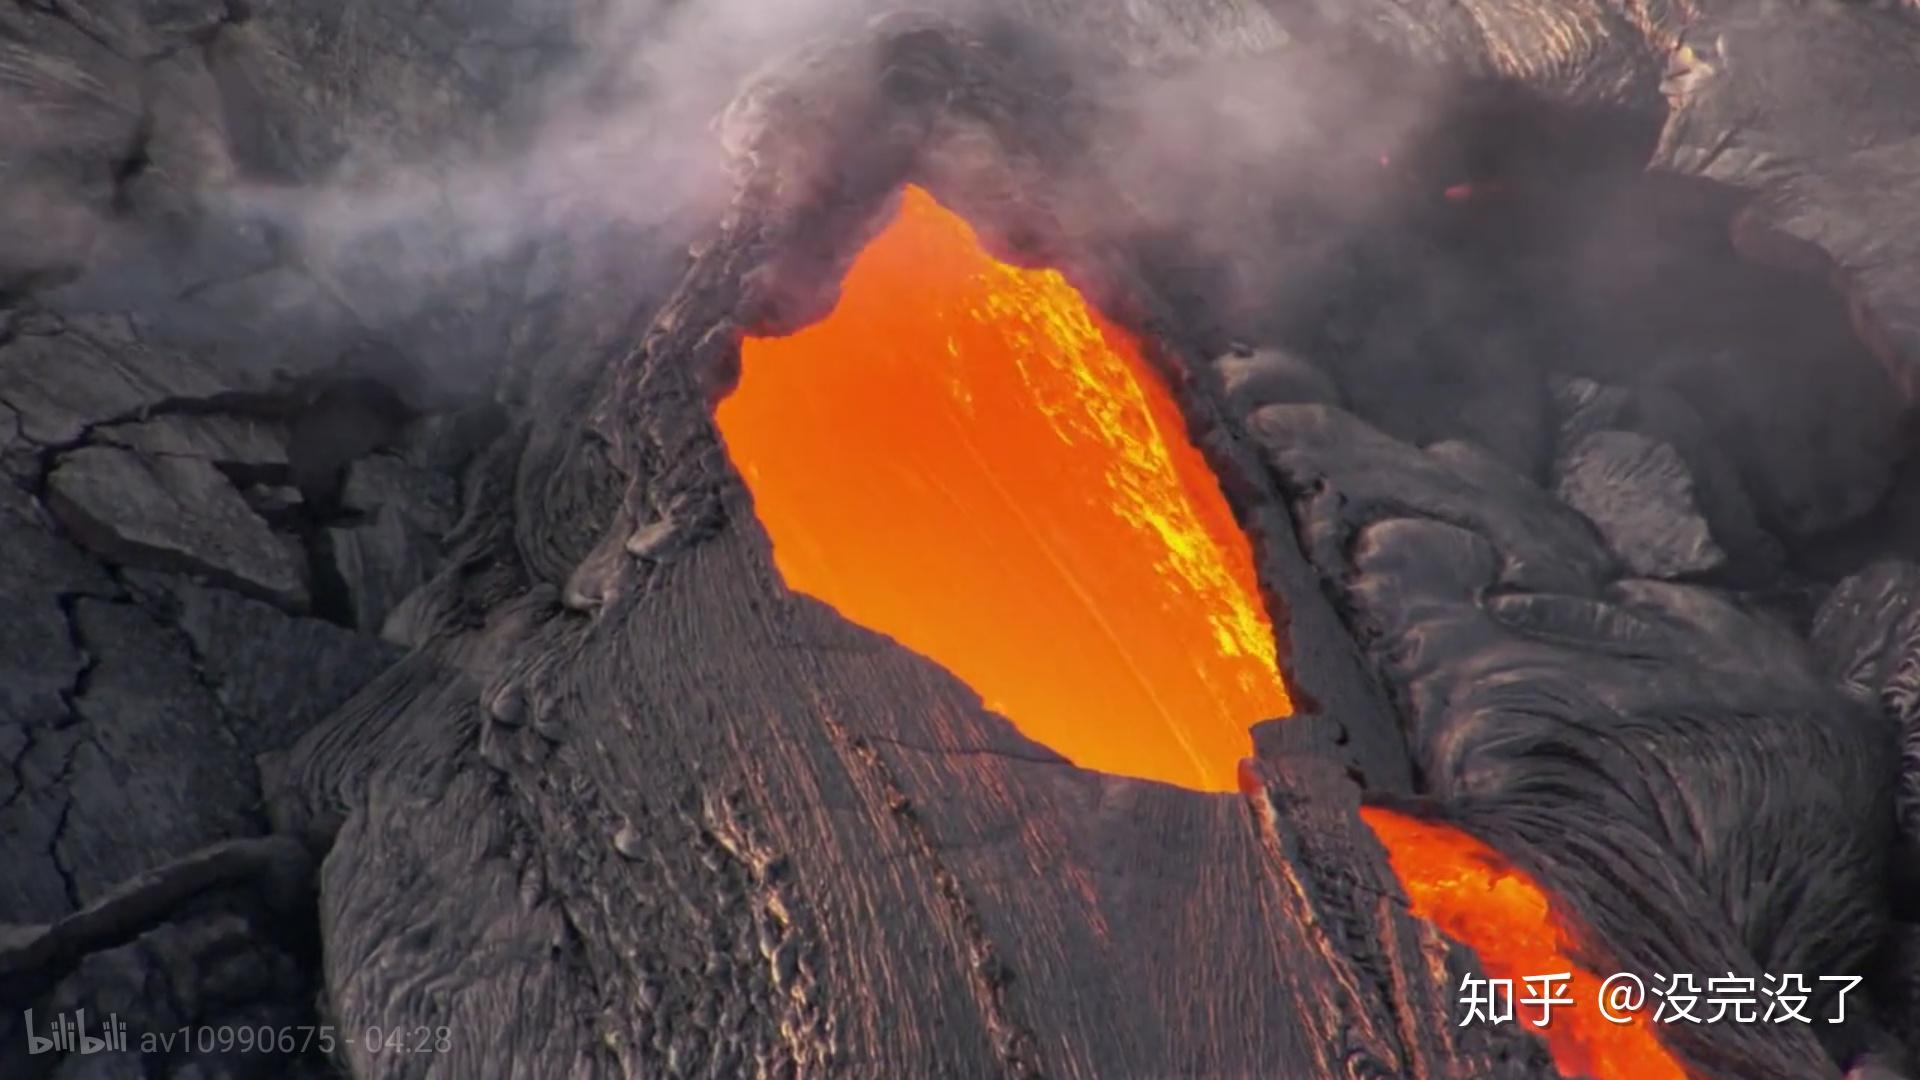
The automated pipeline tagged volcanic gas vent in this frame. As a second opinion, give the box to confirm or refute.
[714,184,1291,792]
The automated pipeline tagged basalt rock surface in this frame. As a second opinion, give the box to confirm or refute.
[3,2,1920,1079]
[1553,428,1725,579]
[1814,562,1920,870]
[1252,402,1894,1073]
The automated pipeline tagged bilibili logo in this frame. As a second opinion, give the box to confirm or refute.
[22,1009,129,1055]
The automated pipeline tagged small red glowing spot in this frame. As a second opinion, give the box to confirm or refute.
[1446,180,1511,202]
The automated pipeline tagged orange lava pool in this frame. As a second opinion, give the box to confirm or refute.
[714,182,1686,1080]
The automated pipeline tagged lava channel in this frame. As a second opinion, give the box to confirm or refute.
[716,183,1289,793]
[714,182,1687,1079]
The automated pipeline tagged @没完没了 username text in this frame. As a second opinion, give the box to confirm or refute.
[1458,971,1863,1027]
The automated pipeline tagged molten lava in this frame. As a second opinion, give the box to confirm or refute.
[716,182,1684,1080]
[1361,807,1687,1079]
[716,184,1290,791]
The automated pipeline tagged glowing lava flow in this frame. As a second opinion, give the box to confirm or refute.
[716,184,1289,792]
[1361,808,1686,1079]
[715,183,1685,1079]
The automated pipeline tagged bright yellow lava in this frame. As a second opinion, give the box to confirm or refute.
[714,184,1291,791]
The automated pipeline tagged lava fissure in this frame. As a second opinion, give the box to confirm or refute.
[718,182,1291,794]
[715,181,1688,1079]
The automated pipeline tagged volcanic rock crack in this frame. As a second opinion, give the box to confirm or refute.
[821,709,1044,1077]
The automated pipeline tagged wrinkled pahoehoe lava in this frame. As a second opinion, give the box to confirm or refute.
[5,1,1920,1079]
